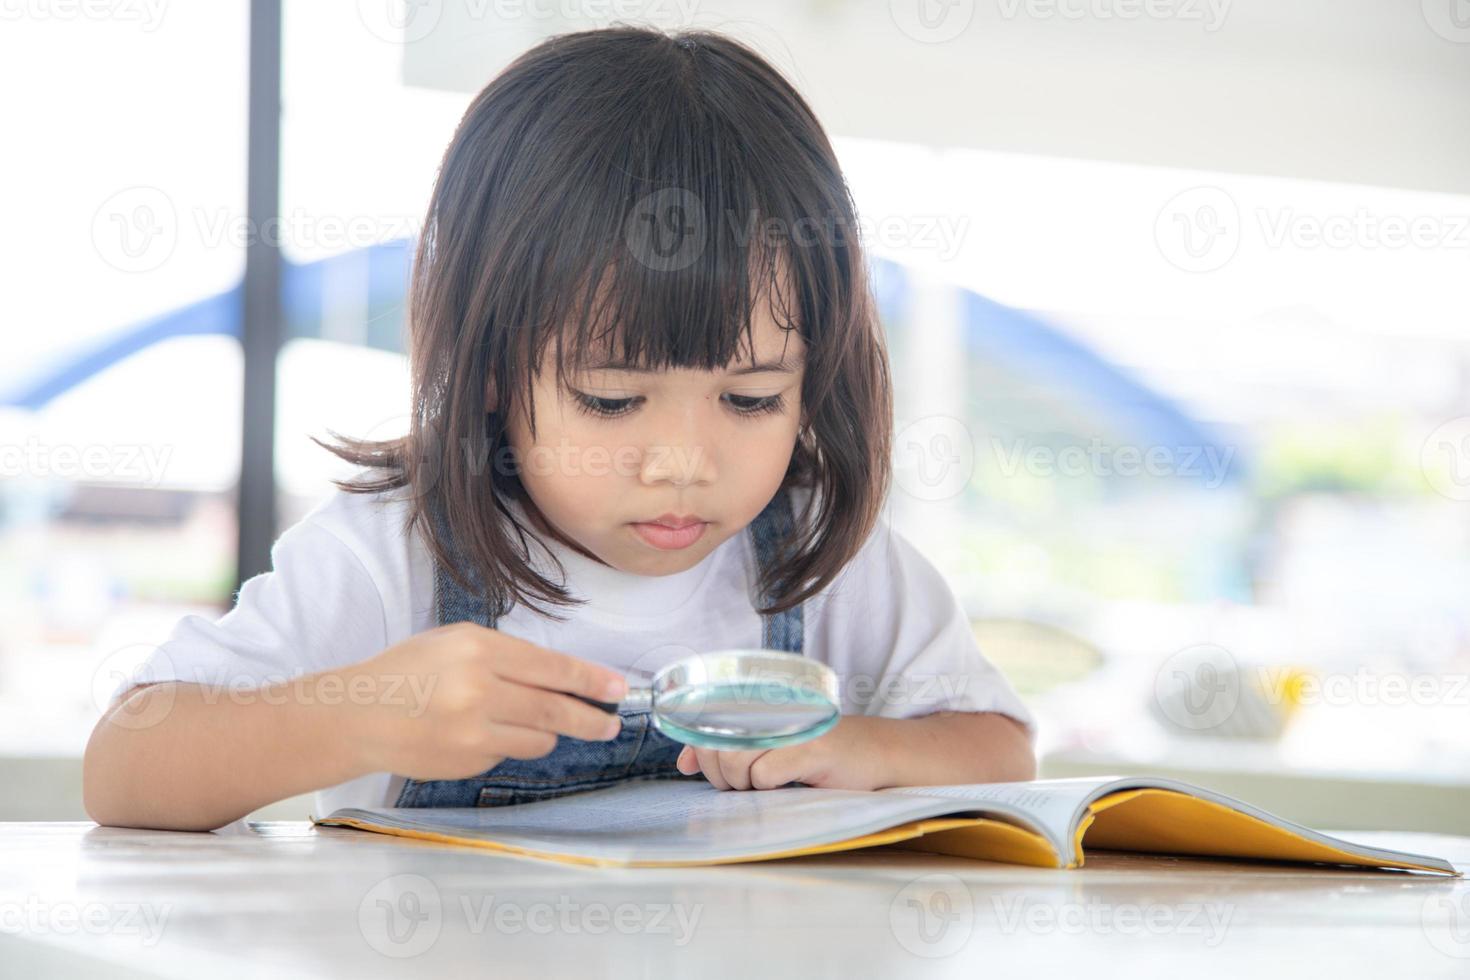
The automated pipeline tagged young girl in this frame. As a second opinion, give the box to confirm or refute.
[83,26,1036,832]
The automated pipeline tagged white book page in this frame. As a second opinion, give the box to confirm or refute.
[322,780,985,864]
[883,777,1132,854]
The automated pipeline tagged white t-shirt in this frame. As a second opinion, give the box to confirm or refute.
[114,477,1036,823]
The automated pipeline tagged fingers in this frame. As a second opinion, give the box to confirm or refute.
[462,626,629,703]
[690,747,727,789]
[493,684,622,742]
[748,750,799,790]
[680,747,772,791]
[484,721,559,760]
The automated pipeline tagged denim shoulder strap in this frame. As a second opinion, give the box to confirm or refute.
[431,487,804,654]
[745,486,804,653]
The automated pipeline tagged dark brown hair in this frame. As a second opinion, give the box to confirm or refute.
[319,24,892,622]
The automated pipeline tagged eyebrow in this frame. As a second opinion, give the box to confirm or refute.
[578,352,806,375]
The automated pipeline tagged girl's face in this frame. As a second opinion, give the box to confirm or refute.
[500,302,806,577]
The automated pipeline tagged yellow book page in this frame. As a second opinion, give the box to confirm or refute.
[885,817,1064,869]
[317,815,1004,868]
[1079,788,1452,874]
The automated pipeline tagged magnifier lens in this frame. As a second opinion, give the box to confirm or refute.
[649,651,839,750]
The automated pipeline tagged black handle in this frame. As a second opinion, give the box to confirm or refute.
[571,693,622,714]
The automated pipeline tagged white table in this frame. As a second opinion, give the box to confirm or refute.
[2,820,1467,979]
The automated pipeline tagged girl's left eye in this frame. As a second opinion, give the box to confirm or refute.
[572,392,785,419]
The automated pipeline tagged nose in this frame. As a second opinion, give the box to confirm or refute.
[636,402,717,488]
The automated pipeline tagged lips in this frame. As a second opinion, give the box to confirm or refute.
[632,517,709,550]
[642,513,705,529]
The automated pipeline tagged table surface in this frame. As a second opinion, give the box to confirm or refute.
[2,820,1467,979]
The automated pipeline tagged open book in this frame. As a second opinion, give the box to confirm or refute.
[312,775,1460,875]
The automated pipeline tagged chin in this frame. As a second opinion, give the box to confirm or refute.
[631,546,709,576]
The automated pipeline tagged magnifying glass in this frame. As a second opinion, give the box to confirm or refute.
[574,649,840,750]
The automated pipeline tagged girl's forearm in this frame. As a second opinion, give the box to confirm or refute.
[867,711,1037,788]
[82,678,372,832]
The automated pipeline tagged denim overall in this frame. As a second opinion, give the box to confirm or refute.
[393,486,806,808]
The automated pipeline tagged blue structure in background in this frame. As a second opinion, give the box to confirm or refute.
[4,239,413,411]
[3,243,1240,486]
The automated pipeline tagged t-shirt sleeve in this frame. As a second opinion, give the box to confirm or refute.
[107,516,389,709]
[806,512,1038,744]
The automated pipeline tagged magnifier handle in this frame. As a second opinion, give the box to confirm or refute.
[571,694,620,714]
[571,687,654,714]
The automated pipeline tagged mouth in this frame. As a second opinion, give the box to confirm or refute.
[639,513,707,530]
[630,516,709,551]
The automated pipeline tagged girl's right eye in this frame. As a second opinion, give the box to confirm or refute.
[572,393,640,418]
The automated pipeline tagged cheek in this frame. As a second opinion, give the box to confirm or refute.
[516,407,630,496]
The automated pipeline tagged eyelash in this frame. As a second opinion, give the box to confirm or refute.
[572,392,786,420]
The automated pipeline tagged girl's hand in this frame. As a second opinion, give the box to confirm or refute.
[340,622,628,781]
[674,716,892,791]
[675,711,1037,791]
